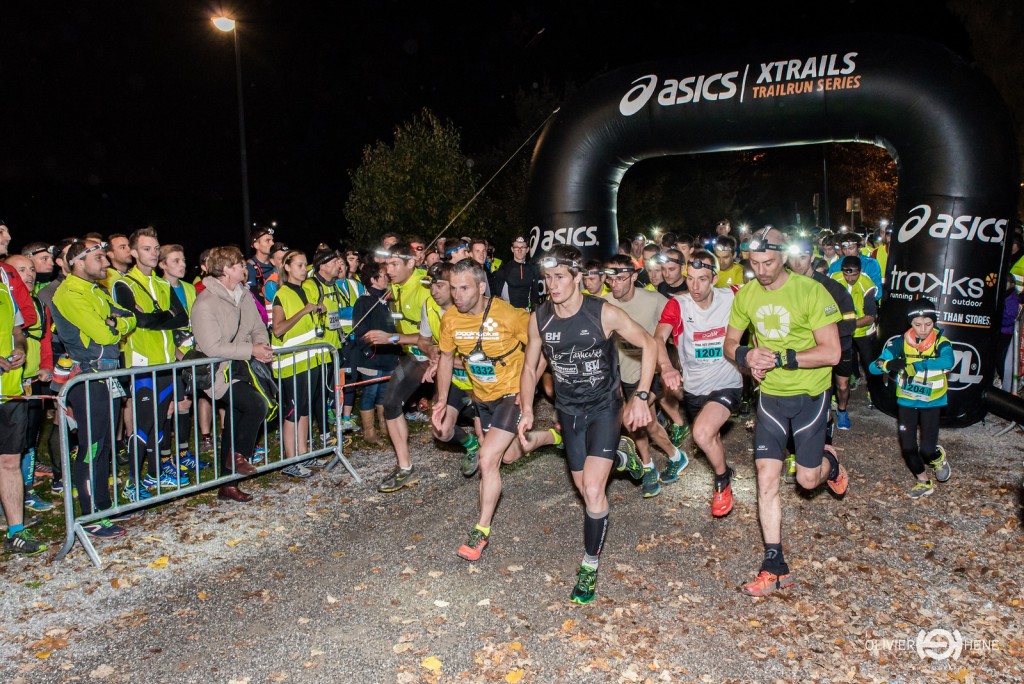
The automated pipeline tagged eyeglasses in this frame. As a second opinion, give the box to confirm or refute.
[607,273,633,284]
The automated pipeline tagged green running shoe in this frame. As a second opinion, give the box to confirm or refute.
[929,446,951,483]
[783,454,797,484]
[615,437,644,480]
[377,466,418,493]
[641,466,662,497]
[909,479,935,499]
[659,451,689,484]
[570,565,599,604]
[668,423,690,448]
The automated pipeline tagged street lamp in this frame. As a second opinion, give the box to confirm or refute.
[212,15,252,248]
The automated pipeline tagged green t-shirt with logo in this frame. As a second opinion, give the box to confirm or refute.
[729,272,841,397]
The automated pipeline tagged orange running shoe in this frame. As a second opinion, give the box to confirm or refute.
[712,481,733,517]
[824,444,848,496]
[457,528,489,561]
[742,570,793,596]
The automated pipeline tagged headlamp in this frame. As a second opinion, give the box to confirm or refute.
[27,246,51,257]
[747,226,785,253]
[602,267,636,276]
[70,242,109,264]
[688,259,718,274]
[468,351,487,363]
[419,278,434,286]
[445,243,467,256]
[374,248,392,259]
[584,269,603,277]
[539,256,580,270]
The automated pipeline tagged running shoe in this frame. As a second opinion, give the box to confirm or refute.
[252,446,267,464]
[160,461,191,486]
[460,451,479,478]
[116,437,130,466]
[23,491,55,512]
[640,466,661,498]
[848,375,859,391]
[830,395,838,411]
[712,474,733,518]
[199,434,214,452]
[615,437,644,480]
[570,565,599,604]
[783,454,796,484]
[50,480,64,495]
[909,479,935,499]
[121,484,153,503]
[378,466,418,493]
[339,418,358,433]
[668,423,690,448]
[405,410,429,423]
[742,570,793,596]
[659,451,689,483]
[34,462,53,479]
[836,410,851,431]
[551,425,564,450]
[929,446,951,482]
[82,519,127,539]
[824,446,848,496]
[738,398,752,416]
[4,531,47,556]
[142,473,187,490]
[281,463,314,479]
[177,450,210,471]
[457,527,489,561]
[320,433,339,448]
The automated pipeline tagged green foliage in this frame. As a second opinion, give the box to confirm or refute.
[344,108,479,245]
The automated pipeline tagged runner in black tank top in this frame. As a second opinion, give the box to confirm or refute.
[536,294,620,416]
[519,245,660,605]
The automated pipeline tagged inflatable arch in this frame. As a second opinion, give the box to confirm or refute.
[526,35,1019,427]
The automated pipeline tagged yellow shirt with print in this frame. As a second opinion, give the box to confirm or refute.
[438,297,529,402]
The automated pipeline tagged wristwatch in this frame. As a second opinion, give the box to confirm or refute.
[635,390,651,401]
[388,334,400,344]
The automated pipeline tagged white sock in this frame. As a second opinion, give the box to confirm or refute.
[669,448,682,462]
[582,553,599,570]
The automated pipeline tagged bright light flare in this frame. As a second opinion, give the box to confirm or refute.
[212,16,236,32]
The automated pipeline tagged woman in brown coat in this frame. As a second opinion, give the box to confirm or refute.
[191,246,273,502]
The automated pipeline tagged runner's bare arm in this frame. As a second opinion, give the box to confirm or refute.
[430,348,456,432]
[518,313,542,440]
[725,324,775,372]
[602,302,656,431]
[653,322,681,391]
[799,323,841,368]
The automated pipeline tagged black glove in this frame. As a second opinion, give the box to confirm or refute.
[885,358,906,375]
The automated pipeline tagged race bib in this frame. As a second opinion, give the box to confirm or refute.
[409,346,429,362]
[453,368,470,383]
[468,359,497,383]
[899,376,932,399]
[107,378,127,399]
[693,327,725,364]
[327,310,342,330]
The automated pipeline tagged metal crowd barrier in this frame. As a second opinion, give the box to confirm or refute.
[54,343,359,567]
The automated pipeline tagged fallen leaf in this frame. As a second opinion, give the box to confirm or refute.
[197,591,210,600]
[505,669,524,683]
[421,656,442,673]
[434,600,450,608]
[225,539,243,547]
[477,599,491,606]
[326,595,339,604]
[393,642,413,653]
[148,556,169,569]
[428,571,443,578]
[89,664,115,680]
[562,619,577,631]
[297,617,311,624]
[509,642,522,651]
[36,652,50,660]
[507,565,524,572]
[267,673,288,683]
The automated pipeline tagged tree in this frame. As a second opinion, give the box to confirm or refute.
[344,108,478,246]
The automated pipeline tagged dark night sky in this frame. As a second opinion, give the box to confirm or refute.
[0,0,976,252]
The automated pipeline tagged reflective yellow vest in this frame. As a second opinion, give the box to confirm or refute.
[425,298,473,392]
[897,333,950,404]
[0,283,24,400]
[121,267,176,368]
[272,283,325,379]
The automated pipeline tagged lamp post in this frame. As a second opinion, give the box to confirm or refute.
[212,16,252,248]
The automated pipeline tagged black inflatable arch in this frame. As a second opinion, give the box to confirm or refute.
[526,35,1019,427]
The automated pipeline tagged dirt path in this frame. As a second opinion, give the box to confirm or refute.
[1,397,1022,683]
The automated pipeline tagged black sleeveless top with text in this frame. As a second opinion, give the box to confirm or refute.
[536,295,621,415]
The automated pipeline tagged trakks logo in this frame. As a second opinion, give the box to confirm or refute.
[896,204,1007,244]
[889,268,987,303]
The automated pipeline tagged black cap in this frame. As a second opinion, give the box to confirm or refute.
[907,298,939,324]
[251,226,275,243]
[270,241,289,254]
[313,248,340,267]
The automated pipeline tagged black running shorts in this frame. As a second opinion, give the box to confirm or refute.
[560,401,623,472]
[475,394,520,434]
[682,386,742,423]
[755,391,829,469]
[0,400,28,455]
